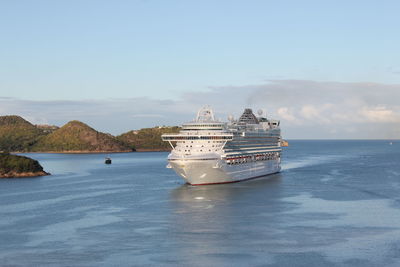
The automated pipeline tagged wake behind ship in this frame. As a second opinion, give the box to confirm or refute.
[162,106,282,185]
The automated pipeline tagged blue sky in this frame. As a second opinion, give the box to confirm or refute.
[1,0,400,138]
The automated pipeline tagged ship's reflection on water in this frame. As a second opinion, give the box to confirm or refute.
[169,175,283,266]
[171,174,283,207]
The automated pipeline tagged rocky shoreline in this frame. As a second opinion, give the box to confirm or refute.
[16,149,169,153]
[16,150,134,154]
[0,171,50,178]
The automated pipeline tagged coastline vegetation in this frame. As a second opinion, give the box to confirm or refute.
[31,120,133,152]
[0,152,49,178]
[0,115,48,152]
[117,126,180,151]
[0,115,179,153]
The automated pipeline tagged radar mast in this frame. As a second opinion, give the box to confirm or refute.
[196,105,216,122]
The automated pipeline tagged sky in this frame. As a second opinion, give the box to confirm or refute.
[1,0,400,138]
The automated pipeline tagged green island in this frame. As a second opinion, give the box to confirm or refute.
[0,115,180,153]
[31,120,133,153]
[0,152,49,178]
[117,126,180,151]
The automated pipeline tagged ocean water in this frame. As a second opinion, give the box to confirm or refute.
[0,140,400,266]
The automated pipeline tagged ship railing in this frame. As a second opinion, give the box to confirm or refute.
[224,147,282,154]
[161,134,233,149]
[161,134,233,141]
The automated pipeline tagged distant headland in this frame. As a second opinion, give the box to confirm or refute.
[0,115,179,153]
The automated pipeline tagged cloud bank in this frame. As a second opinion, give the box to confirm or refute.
[1,80,400,139]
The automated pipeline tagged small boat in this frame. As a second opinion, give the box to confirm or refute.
[105,157,112,164]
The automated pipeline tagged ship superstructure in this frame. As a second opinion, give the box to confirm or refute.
[162,106,281,185]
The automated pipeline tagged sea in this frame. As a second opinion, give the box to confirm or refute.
[0,140,400,267]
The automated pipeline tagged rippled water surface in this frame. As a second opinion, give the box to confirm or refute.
[1,140,400,266]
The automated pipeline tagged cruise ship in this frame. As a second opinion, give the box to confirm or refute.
[162,106,282,185]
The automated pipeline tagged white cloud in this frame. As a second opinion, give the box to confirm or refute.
[0,97,191,134]
[24,116,50,125]
[210,80,400,138]
[359,106,400,123]
[131,114,165,118]
[1,80,400,139]
[300,105,319,119]
[277,107,298,122]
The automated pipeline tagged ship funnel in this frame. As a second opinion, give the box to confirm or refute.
[238,108,259,124]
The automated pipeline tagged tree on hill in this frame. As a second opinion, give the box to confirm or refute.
[0,115,33,127]
[0,115,48,152]
[31,120,133,152]
[117,126,180,150]
[0,115,179,152]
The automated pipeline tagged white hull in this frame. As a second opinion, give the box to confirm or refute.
[169,158,281,185]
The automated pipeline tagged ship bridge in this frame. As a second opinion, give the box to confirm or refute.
[161,131,233,155]
[161,106,233,153]
[181,122,225,131]
[162,133,233,141]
